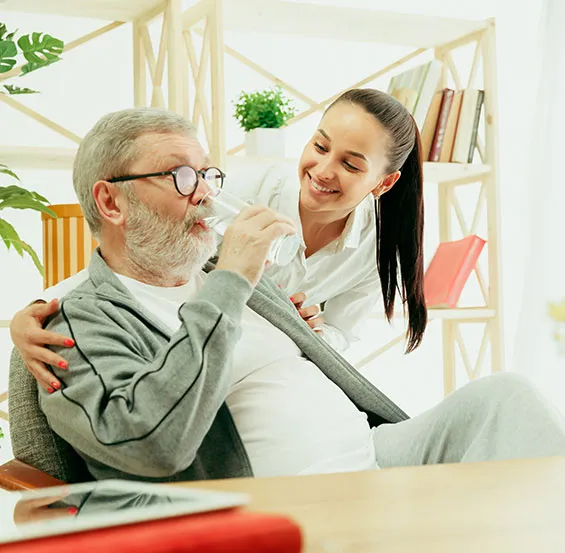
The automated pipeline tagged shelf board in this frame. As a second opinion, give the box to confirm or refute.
[0,148,492,185]
[4,0,489,48]
[428,308,496,321]
[0,0,163,21]
[370,307,496,322]
[190,1,489,49]
[227,156,491,185]
[423,162,492,184]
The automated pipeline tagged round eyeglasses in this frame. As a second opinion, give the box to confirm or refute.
[107,166,225,197]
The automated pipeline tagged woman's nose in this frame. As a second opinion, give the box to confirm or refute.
[314,159,337,181]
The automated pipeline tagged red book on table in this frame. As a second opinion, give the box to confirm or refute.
[0,509,303,553]
[424,234,486,308]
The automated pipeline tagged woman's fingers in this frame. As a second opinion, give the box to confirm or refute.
[306,315,324,329]
[290,292,306,309]
[37,328,74,348]
[26,359,63,393]
[298,304,320,320]
[29,298,60,321]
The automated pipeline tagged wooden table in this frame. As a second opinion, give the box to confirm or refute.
[186,456,565,553]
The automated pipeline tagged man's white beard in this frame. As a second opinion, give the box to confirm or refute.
[123,191,217,283]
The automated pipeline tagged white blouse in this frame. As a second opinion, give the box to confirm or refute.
[224,162,382,352]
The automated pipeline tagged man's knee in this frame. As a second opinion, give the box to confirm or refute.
[455,372,538,410]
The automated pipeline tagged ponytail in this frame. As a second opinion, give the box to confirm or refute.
[376,131,426,353]
[328,88,427,352]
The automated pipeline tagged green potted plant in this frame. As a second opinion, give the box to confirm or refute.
[0,22,64,274]
[233,85,296,158]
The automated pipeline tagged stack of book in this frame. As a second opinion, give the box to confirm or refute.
[387,62,485,164]
[420,88,485,163]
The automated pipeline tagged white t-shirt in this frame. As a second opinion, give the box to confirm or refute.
[46,270,377,477]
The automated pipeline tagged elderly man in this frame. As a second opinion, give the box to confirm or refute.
[15,108,565,482]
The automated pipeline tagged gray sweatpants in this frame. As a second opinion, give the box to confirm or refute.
[373,373,565,466]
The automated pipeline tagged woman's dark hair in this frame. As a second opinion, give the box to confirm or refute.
[327,88,427,352]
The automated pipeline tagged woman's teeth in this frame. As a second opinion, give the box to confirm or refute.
[311,179,337,193]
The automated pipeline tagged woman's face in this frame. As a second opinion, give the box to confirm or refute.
[298,102,399,217]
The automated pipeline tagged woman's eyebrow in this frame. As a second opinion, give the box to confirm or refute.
[317,128,367,161]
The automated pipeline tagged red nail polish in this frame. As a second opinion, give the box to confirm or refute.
[51,382,60,390]
[67,507,78,515]
[58,361,68,370]
[47,387,54,394]
[64,339,74,347]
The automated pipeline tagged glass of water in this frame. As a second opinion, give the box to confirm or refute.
[201,189,301,266]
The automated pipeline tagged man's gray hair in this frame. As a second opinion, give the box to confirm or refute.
[73,107,197,237]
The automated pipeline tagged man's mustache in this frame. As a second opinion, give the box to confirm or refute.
[183,203,213,232]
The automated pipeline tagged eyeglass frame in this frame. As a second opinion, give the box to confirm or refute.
[106,165,226,197]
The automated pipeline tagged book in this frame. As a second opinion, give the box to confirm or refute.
[428,89,454,162]
[419,90,443,161]
[467,90,485,162]
[424,234,486,308]
[387,60,442,129]
[412,60,443,130]
[439,90,464,162]
[390,87,419,113]
[451,89,484,163]
[0,509,303,553]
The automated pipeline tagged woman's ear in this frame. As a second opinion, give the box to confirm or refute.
[92,180,126,228]
[372,170,401,199]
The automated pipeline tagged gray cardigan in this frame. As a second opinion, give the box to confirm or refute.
[40,250,408,482]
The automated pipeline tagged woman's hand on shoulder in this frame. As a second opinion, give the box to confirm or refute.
[10,299,74,393]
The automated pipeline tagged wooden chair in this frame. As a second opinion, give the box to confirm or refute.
[0,349,92,491]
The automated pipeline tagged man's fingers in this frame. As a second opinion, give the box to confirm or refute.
[27,359,63,393]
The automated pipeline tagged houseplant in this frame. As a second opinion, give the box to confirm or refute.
[0,22,64,274]
[233,85,296,157]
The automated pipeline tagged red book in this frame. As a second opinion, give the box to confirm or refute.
[424,234,486,308]
[0,509,303,553]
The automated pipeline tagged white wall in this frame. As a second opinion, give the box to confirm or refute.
[0,0,554,424]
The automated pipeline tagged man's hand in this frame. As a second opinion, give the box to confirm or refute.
[290,292,324,331]
[10,299,75,393]
[216,205,297,287]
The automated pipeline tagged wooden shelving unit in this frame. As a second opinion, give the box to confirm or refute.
[0,0,503,394]
[182,1,504,394]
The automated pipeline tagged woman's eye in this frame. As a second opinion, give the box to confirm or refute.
[344,161,360,172]
[314,142,328,153]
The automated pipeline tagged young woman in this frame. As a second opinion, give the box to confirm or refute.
[11,88,426,391]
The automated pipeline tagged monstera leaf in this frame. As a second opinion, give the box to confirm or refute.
[0,39,17,73]
[2,84,39,94]
[18,32,63,74]
[0,172,56,275]
[0,22,17,41]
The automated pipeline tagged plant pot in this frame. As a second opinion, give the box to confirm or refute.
[245,127,286,158]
